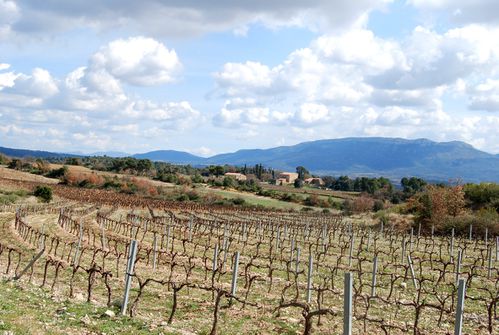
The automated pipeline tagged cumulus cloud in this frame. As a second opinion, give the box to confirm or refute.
[211,22,499,153]
[215,61,272,93]
[127,100,201,130]
[368,25,499,90]
[0,37,199,153]
[90,37,181,86]
[468,79,499,112]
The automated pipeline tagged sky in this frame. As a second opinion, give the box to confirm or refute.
[1,0,499,156]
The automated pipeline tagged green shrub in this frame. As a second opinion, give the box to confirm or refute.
[441,211,499,237]
[45,166,68,178]
[186,190,200,201]
[103,178,123,190]
[33,186,53,203]
[231,197,245,205]
[373,199,385,212]
[0,193,18,205]
[464,183,499,211]
[223,177,237,188]
[192,174,204,183]
[176,194,189,201]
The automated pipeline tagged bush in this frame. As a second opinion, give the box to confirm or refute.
[441,210,499,237]
[176,193,189,201]
[45,166,68,179]
[304,194,320,207]
[223,177,237,188]
[8,159,22,170]
[342,199,353,215]
[231,197,245,205]
[186,190,200,201]
[103,178,123,190]
[33,186,53,203]
[373,199,385,212]
[192,174,204,184]
[464,183,499,211]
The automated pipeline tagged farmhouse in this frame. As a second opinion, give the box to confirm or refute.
[304,177,324,186]
[224,172,247,181]
[276,172,299,185]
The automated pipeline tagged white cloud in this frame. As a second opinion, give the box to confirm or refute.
[210,22,499,153]
[313,30,407,72]
[468,79,499,111]
[190,146,215,157]
[409,0,499,25]
[295,103,330,125]
[90,37,181,86]
[215,61,272,94]
[72,131,112,150]
[4,1,389,39]
[0,0,19,38]
[367,25,499,90]
[0,38,200,153]
[128,100,201,130]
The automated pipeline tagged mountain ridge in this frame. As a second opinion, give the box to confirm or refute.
[1,137,498,182]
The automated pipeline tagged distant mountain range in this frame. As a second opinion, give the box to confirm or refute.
[2,137,499,183]
[0,146,80,159]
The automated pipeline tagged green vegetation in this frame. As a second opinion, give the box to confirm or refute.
[34,185,53,203]
[0,281,164,335]
[463,182,499,211]
[0,189,29,205]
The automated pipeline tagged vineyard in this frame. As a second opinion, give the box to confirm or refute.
[0,186,498,334]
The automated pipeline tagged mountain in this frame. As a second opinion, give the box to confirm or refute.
[2,138,499,182]
[204,138,499,183]
[0,146,80,159]
[132,150,203,165]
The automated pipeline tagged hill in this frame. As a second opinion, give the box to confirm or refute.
[132,150,203,164]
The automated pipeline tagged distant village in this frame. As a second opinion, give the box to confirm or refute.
[224,171,324,187]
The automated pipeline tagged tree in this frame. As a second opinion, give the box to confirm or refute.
[65,157,81,166]
[407,184,465,230]
[401,177,427,196]
[296,166,309,180]
[464,183,499,211]
[254,164,264,180]
[223,176,237,188]
[34,186,53,203]
[8,159,22,170]
[192,174,204,184]
[208,165,225,177]
[294,179,303,189]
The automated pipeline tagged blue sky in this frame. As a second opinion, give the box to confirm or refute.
[1,0,499,156]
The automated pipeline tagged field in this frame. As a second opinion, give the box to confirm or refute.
[0,175,497,335]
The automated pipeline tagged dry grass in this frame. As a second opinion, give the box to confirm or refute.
[0,166,59,184]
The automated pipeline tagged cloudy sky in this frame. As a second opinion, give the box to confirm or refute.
[1,1,499,156]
